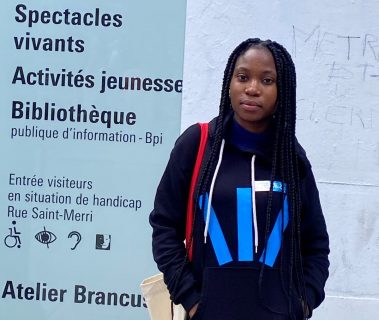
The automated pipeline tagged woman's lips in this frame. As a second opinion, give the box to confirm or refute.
[240,100,261,111]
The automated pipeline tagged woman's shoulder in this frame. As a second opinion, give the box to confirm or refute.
[174,116,217,150]
[168,122,205,171]
[295,139,314,180]
[173,123,202,155]
[295,139,310,165]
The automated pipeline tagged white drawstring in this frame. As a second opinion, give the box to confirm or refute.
[204,139,225,243]
[203,143,259,254]
[251,155,258,253]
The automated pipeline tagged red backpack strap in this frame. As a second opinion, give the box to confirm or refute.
[185,122,209,261]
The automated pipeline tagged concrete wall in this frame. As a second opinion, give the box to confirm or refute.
[181,1,379,319]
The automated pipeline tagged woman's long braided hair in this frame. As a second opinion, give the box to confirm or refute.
[189,38,308,319]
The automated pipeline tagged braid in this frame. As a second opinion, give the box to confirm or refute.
[267,41,308,319]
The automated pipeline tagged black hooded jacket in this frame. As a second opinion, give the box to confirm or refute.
[150,115,329,320]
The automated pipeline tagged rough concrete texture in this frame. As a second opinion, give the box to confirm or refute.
[181,1,379,319]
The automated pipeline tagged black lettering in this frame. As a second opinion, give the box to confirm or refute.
[119,293,129,306]
[175,80,182,93]
[153,78,163,91]
[113,14,123,27]
[164,79,173,92]
[15,4,27,24]
[142,78,152,91]
[74,285,86,303]
[12,66,26,84]
[2,281,16,298]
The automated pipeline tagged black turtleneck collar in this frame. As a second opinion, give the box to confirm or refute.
[226,117,275,160]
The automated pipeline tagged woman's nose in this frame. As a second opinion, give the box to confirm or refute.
[245,80,260,95]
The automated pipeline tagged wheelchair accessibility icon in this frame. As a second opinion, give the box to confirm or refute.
[4,220,21,248]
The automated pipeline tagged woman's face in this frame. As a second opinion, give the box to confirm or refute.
[229,47,278,133]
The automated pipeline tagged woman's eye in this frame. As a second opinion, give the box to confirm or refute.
[237,74,248,81]
[262,78,274,84]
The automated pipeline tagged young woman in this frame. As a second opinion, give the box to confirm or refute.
[150,38,329,320]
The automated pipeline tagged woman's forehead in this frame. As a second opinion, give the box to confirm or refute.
[234,47,276,73]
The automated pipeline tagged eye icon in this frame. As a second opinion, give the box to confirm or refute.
[35,227,57,248]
